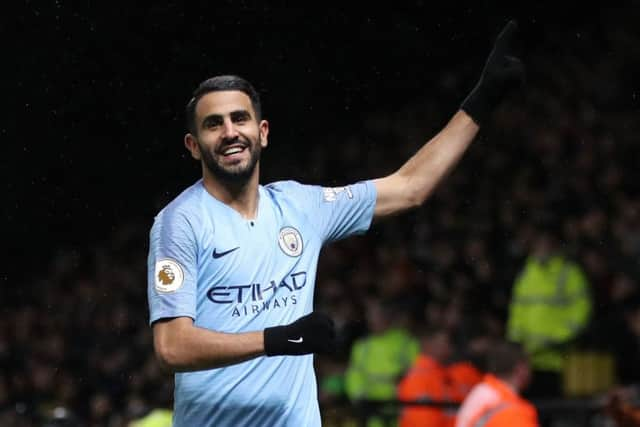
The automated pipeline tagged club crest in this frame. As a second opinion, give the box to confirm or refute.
[278,226,303,257]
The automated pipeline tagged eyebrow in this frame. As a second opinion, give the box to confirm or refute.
[230,110,251,121]
[200,110,252,128]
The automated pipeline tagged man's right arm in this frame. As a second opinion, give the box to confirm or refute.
[152,312,337,372]
[153,317,265,371]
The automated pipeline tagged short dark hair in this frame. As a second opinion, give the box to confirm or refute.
[419,324,449,341]
[185,75,262,135]
[486,341,528,377]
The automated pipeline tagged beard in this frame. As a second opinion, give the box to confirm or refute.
[198,136,262,184]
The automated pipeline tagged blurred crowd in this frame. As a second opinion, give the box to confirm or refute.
[3,13,640,427]
[0,223,171,426]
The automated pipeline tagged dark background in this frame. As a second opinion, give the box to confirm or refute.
[5,1,637,285]
[3,2,640,425]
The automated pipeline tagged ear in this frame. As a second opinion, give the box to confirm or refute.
[259,120,269,148]
[184,133,201,160]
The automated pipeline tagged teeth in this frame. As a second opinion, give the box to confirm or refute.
[224,147,244,155]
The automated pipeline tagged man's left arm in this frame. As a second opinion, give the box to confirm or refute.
[373,20,524,220]
[373,111,478,218]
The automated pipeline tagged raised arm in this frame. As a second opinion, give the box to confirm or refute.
[373,20,524,220]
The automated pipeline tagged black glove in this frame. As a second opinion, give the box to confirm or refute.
[461,20,525,125]
[264,312,336,356]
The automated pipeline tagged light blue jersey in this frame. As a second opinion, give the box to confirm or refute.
[147,179,376,427]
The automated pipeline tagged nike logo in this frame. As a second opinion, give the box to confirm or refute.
[287,337,304,343]
[212,247,240,259]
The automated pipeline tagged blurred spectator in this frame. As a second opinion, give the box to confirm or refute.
[506,227,592,397]
[606,387,640,427]
[397,325,455,427]
[447,361,483,405]
[345,297,419,401]
[345,297,419,426]
[455,341,539,427]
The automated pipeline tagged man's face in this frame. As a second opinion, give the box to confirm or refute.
[532,233,556,262]
[186,90,269,183]
[431,332,452,363]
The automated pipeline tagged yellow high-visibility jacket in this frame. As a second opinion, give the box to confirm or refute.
[129,409,173,427]
[345,328,419,401]
[507,255,591,372]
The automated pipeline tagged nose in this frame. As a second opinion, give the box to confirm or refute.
[221,118,239,140]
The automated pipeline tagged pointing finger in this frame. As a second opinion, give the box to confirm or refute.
[494,19,519,53]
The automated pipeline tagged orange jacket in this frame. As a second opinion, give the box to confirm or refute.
[447,361,483,402]
[397,354,455,427]
[455,374,539,427]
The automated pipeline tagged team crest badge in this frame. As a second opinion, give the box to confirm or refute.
[278,226,303,257]
[154,259,184,293]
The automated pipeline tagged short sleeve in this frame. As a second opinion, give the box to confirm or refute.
[273,180,377,243]
[147,207,198,325]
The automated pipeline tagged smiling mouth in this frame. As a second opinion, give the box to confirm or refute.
[221,145,247,157]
